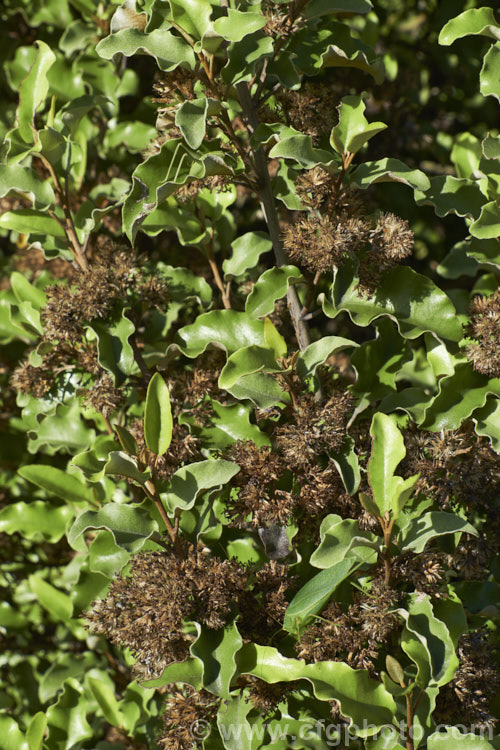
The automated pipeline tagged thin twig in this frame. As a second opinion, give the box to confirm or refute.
[144,479,177,545]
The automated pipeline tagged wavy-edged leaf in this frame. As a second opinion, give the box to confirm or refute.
[45,679,93,749]
[473,397,500,453]
[245,266,304,318]
[217,691,255,750]
[0,209,66,237]
[236,645,397,734]
[213,9,266,42]
[0,500,74,542]
[264,318,287,359]
[96,27,195,70]
[26,712,47,750]
[17,39,56,143]
[350,158,430,191]
[482,42,500,99]
[221,32,274,84]
[0,165,55,209]
[223,231,272,278]
[397,593,458,688]
[399,512,478,554]
[310,514,378,569]
[68,504,156,552]
[269,134,336,169]
[10,272,47,309]
[174,310,266,358]
[167,0,213,39]
[142,657,204,690]
[0,716,29,750]
[330,95,386,156]
[175,97,217,150]
[87,307,136,386]
[420,363,500,430]
[284,559,358,633]
[144,372,173,455]
[195,401,271,450]
[218,346,282,390]
[324,261,463,342]
[72,448,150,484]
[427,727,495,749]
[88,529,130,577]
[160,459,240,514]
[368,413,406,516]
[224,372,288,408]
[296,335,358,381]
[439,8,500,45]
[87,676,126,728]
[29,575,73,622]
[415,175,486,219]
[330,436,361,495]
[18,464,94,505]
[470,200,500,239]
[191,620,243,698]
[464,237,500,269]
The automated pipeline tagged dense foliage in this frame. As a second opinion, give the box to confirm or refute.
[0,2,499,749]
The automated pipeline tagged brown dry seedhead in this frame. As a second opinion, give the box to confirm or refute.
[466,289,500,378]
[159,686,220,750]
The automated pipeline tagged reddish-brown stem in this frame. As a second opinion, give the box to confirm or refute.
[405,691,414,750]
[129,334,151,382]
[207,245,231,309]
[379,515,396,587]
[144,479,177,545]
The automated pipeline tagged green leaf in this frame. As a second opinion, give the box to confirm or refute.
[420,363,500,430]
[236,645,397,733]
[0,165,55,209]
[439,8,500,45]
[213,9,266,42]
[142,657,204,690]
[87,308,136,386]
[174,310,266,358]
[19,464,93,505]
[264,318,287,359]
[397,593,458,688]
[219,346,282,390]
[87,676,126,728]
[68,504,156,552]
[88,529,130,577]
[25,712,47,750]
[473,397,500,453]
[10,272,47,310]
[415,175,485,219]
[324,262,463,342]
[330,95,387,156]
[196,401,271,450]
[296,336,358,381]
[160,459,240,514]
[368,413,406,516]
[144,372,173,455]
[0,209,66,237]
[283,558,357,633]
[304,0,373,19]
[223,231,272,278]
[191,620,243,698]
[309,514,378,569]
[17,40,56,143]
[45,680,93,749]
[427,727,495,749]
[73,448,150,484]
[350,158,430,191]
[0,717,29,750]
[176,97,213,150]
[29,575,73,621]
[217,692,254,750]
[0,500,74,542]
[269,134,336,169]
[399,511,477,553]
[481,42,500,101]
[483,133,500,160]
[223,372,288,409]
[96,28,196,71]
[221,32,274,84]
[330,436,361,495]
[245,266,304,318]
[470,200,500,239]
[167,0,213,39]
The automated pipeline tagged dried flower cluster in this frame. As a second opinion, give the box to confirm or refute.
[159,686,220,750]
[465,289,500,377]
[297,579,401,674]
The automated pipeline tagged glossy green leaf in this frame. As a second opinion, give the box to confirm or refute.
[45,680,93,749]
[283,558,357,632]
[330,436,361,495]
[19,464,94,505]
[96,28,195,70]
[469,200,500,239]
[217,691,254,750]
[219,346,282,390]
[176,98,211,150]
[26,712,47,750]
[427,727,495,749]
[482,133,500,160]
[221,32,274,84]
[324,261,463,342]
[174,310,266,358]
[142,657,204,690]
[482,41,500,99]
[420,363,500,430]
[87,307,136,386]
[191,620,243,698]
[0,165,55,209]
[224,372,288,409]
[368,413,406,516]
[397,593,458,688]
[213,9,266,42]
[29,575,73,621]
[0,717,29,750]
[304,0,373,18]
[415,175,485,219]
[264,317,287,359]
[114,424,139,456]
[296,336,358,381]
[73,448,150,484]
[236,645,397,733]
[330,95,387,156]
[269,134,336,169]
[167,0,213,39]
[245,266,303,318]
[0,500,74,542]
[160,459,240,514]
[144,372,173,455]
[88,529,130,577]
[439,8,500,45]
[350,158,430,191]
[17,40,56,143]
[0,209,66,237]
[473,397,500,453]
[196,401,271,450]
[87,676,126,728]
[68,504,156,552]
[223,231,272,278]
[399,512,478,554]
[309,514,378,569]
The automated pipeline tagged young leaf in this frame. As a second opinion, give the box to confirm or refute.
[330,95,387,156]
[17,40,55,143]
[144,372,173,455]
[263,317,287,359]
[368,413,406,516]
